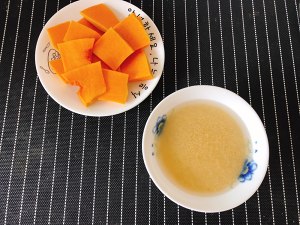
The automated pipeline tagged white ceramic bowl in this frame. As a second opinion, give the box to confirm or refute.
[142,85,269,212]
[35,0,164,116]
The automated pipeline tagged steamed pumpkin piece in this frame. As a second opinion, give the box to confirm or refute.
[49,59,66,82]
[78,18,104,35]
[47,21,70,50]
[114,13,150,51]
[80,4,119,32]
[63,21,101,42]
[58,38,94,72]
[120,49,152,82]
[91,54,111,69]
[93,28,133,70]
[99,69,129,104]
[62,62,106,106]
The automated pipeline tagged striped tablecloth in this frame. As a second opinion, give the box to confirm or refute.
[0,0,300,224]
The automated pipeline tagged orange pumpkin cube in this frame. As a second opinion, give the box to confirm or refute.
[49,59,66,82]
[63,21,101,42]
[114,13,150,51]
[62,62,106,106]
[91,54,111,69]
[99,69,129,104]
[80,4,119,32]
[47,21,70,50]
[93,28,133,70]
[120,49,152,82]
[58,38,94,72]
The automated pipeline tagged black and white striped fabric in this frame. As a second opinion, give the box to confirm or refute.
[0,0,300,224]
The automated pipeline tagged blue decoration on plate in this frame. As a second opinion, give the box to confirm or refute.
[239,160,257,182]
[152,115,167,136]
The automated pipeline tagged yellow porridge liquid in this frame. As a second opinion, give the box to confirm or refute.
[156,101,249,194]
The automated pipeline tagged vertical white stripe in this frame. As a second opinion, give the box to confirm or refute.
[33,0,49,222]
[251,0,266,129]
[283,0,300,116]
[19,75,38,224]
[207,0,214,85]
[256,190,262,225]
[267,169,275,224]
[240,0,252,105]
[48,106,61,224]
[261,7,277,223]
[173,0,177,91]
[251,1,266,224]
[77,116,87,225]
[217,3,224,224]
[33,96,49,225]
[32,1,48,223]
[191,211,193,225]
[184,0,190,86]
[134,106,140,225]
[91,118,100,225]
[163,196,166,224]
[120,113,126,225]
[105,116,114,225]
[177,205,180,225]
[205,213,207,225]
[240,1,251,222]
[273,0,298,223]
[148,177,152,225]
[17,0,36,223]
[0,0,11,62]
[42,0,48,27]
[62,113,74,225]
[148,176,152,225]
[47,106,61,225]
[147,110,152,224]
[49,1,63,223]
[0,0,23,157]
[294,0,300,34]
[244,203,248,225]
[61,0,73,221]
[268,156,276,225]
[229,0,239,94]
[195,0,201,84]
[56,0,59,11]
[218,0,226,88]
[161,1,167,223]
[229,1,240,223]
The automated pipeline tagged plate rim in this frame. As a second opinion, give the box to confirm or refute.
[35,0,165,117]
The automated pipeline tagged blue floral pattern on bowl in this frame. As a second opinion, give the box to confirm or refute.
[152,115,167,136]
[239,159,257,182]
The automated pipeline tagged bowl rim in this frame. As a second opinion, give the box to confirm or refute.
[142,85,269,212]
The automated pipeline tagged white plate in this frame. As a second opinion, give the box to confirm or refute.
[35,0,164,116]
[143,85,269,212]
